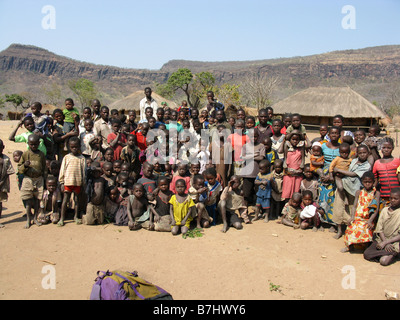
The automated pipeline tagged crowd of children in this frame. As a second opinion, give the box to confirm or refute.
[1,90,400,267]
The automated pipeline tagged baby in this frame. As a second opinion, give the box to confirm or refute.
[309,142,325,177]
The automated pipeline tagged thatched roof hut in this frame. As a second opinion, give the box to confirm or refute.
[271,87,389,130]
[109,91,178,114]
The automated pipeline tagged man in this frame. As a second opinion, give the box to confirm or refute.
[94,106,112,149]
[139,87,158,121]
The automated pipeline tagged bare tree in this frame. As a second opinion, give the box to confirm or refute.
[239,73,280,111]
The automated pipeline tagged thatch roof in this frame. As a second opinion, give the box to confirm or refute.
[271,87,387,119]
[109,91,178,112]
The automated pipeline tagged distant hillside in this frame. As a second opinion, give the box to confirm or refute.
[1,43,400,110]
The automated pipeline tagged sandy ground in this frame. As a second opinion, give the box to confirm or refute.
[0,120,399,301]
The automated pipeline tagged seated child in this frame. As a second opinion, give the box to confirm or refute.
[309,142,325,177]
[299,190,325,232]
[169,179,196,236]
[82,164,107,226]
[189,174,213,229]
[149,177,174,232]
[127,183,150,231]
[219,175,248,233]
[137,162,157,198]
[253,159,273,223]
[104,187,121,223]
[363,187,400,266]
[281,192,302,229]
[101,161,115,187]
[329,142,352,203]
[38,175,62,225]
[203,167,223,226]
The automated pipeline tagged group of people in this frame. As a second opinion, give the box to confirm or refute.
[1,87,399,267]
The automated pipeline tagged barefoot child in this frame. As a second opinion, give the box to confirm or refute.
[219,175,248,233]
[38,175,62,225]
[300,164,319,202]
[150,177,174,232]
[204,167,223,226]
[253,160,273,222]
[299,190,325,232]
[58,137,87,226]
[127,183,150,231]
[0,139,15,222]
[169,179,196,236]
[18,134,46,228]
[188,174,213,229]
[270,159,285,220]
[281,192,302,229]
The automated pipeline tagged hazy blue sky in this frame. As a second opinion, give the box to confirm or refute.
[0,0,399,70]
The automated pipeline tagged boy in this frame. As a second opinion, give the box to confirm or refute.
[28,102,49,134]
[329,143,352,204]
[204,167,223,226]
[80,119,96,158]
[39,175,62,224]
[18,134,46,229]
[127,183,150,231]
[107,119,126,161]
[83,164,107,225]
[52,109,79,161]
[12,150,24,190]
[281,192,302,229]
[364,188,400,266]
[189,174,212,229]
[58,137,87,226]
[137,162,157,198]
[63,98,79,133]
[101,162,115,187]
[0,139,15,223]
[254,159,273,222]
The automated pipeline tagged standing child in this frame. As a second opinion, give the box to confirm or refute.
[284,113,310,149]
[270,119,285,158]
[342,171,382,252]
[107,119,127,161]
[63,98,80,133]
[0,139,15,223]
[372,137,400,204]
[253,160,273,222]
[363,187,400,266]
[262,136,279,166]
[120,134,141,180]
[365,124,383,163]
[58,137,87,226]
[270,159,285,220]
[52,109,79,161]
[169,179,196,236]
[282,130,305,201]
[78,107,93,134]
[18,134,46,228]
[80,119,96,159]
[203,167,223,226]
[137,162,158,198]
[219,175,248,233]
[300,164,319,202]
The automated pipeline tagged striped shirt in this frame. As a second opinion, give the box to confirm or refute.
[373,158,400,198]
[59,153,86,187]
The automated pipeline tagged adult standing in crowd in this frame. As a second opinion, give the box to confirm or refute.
[139,87,158,122]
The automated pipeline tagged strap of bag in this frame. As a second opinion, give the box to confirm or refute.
[115,272,146,300]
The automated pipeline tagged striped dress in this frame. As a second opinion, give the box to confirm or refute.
[373,158,400,200]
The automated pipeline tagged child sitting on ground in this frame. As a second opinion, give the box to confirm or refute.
[281,192,302,229]
[169,179,196,236]
[219,175,248,233]
[149,177,174,232]
[299,190,325,232]
[38,175,62,225]
[189,174,213,229]
[127,183,150,231]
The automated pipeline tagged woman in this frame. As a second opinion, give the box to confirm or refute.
[318,126,341,225]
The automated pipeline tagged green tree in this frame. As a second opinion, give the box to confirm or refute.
[5,93,28,112]
[68,78,97,111]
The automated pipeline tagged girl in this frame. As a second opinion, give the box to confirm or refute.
[149,177,174,232]
[281,113,292,135]
[324,114,354,143]
[281,130,305,201]
[204,167,223,226]
[107,119,127,161]
[254,160,272,222]
[372,137,400,204]
[299,190,325,232]
[342,171,382,253]
[270,119,285,158]
[300,164,319,203]
[169,179,196,236]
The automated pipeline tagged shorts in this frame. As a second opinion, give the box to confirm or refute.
[256,197,270,209]
[20,176,44,201]
[64,186,81,194]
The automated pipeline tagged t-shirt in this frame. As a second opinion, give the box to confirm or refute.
[15,131,47,156]
[63,107,79,123]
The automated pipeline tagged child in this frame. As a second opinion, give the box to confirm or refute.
[209,124,232,188]
[309,142,325,177]
[170,163,191,194]
[78,107,93,134]
[270,159,285,220]
[107,119,127,161]
[253,160,272,222]
[311,124,329,145]
[300,164,319,202]
[89,136,104,163]
[270,119,285,158]
[262,136,279,166]
[101,161,115,187]
[373,137,400,204]
[329,143,352,204]
[219,175,248,233]
[197,138,210,174]
[0,139,15,221]
[282,130,305,201]
[52,109,79,161]
[63,98,79,133]
[127,183,150,231]
[18,134,46,229]
[127,110,138,132]
[285,113,310,148]
[28,102,49,135]
[137,162,158,197]
[364,187,400,266]
[188,174,213,229]
[104,187,121,223]
[281,113,292,135]
[365,124,383,162]
[342,171,381,252]
[12,150,24,190]
[120,134,141,180]
[169,179,196,236]
[82,164,107,225]
[38,175,62,225]
[58,137,87,226]
[299,190,325,232]
[281,192,302,229]
[204,167,223,226]
[149,177,174,232]
[79,119,96,159]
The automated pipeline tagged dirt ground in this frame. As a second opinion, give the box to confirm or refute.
[0,120,399,301]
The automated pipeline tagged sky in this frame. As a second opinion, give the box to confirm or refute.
[0,0,399,70]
